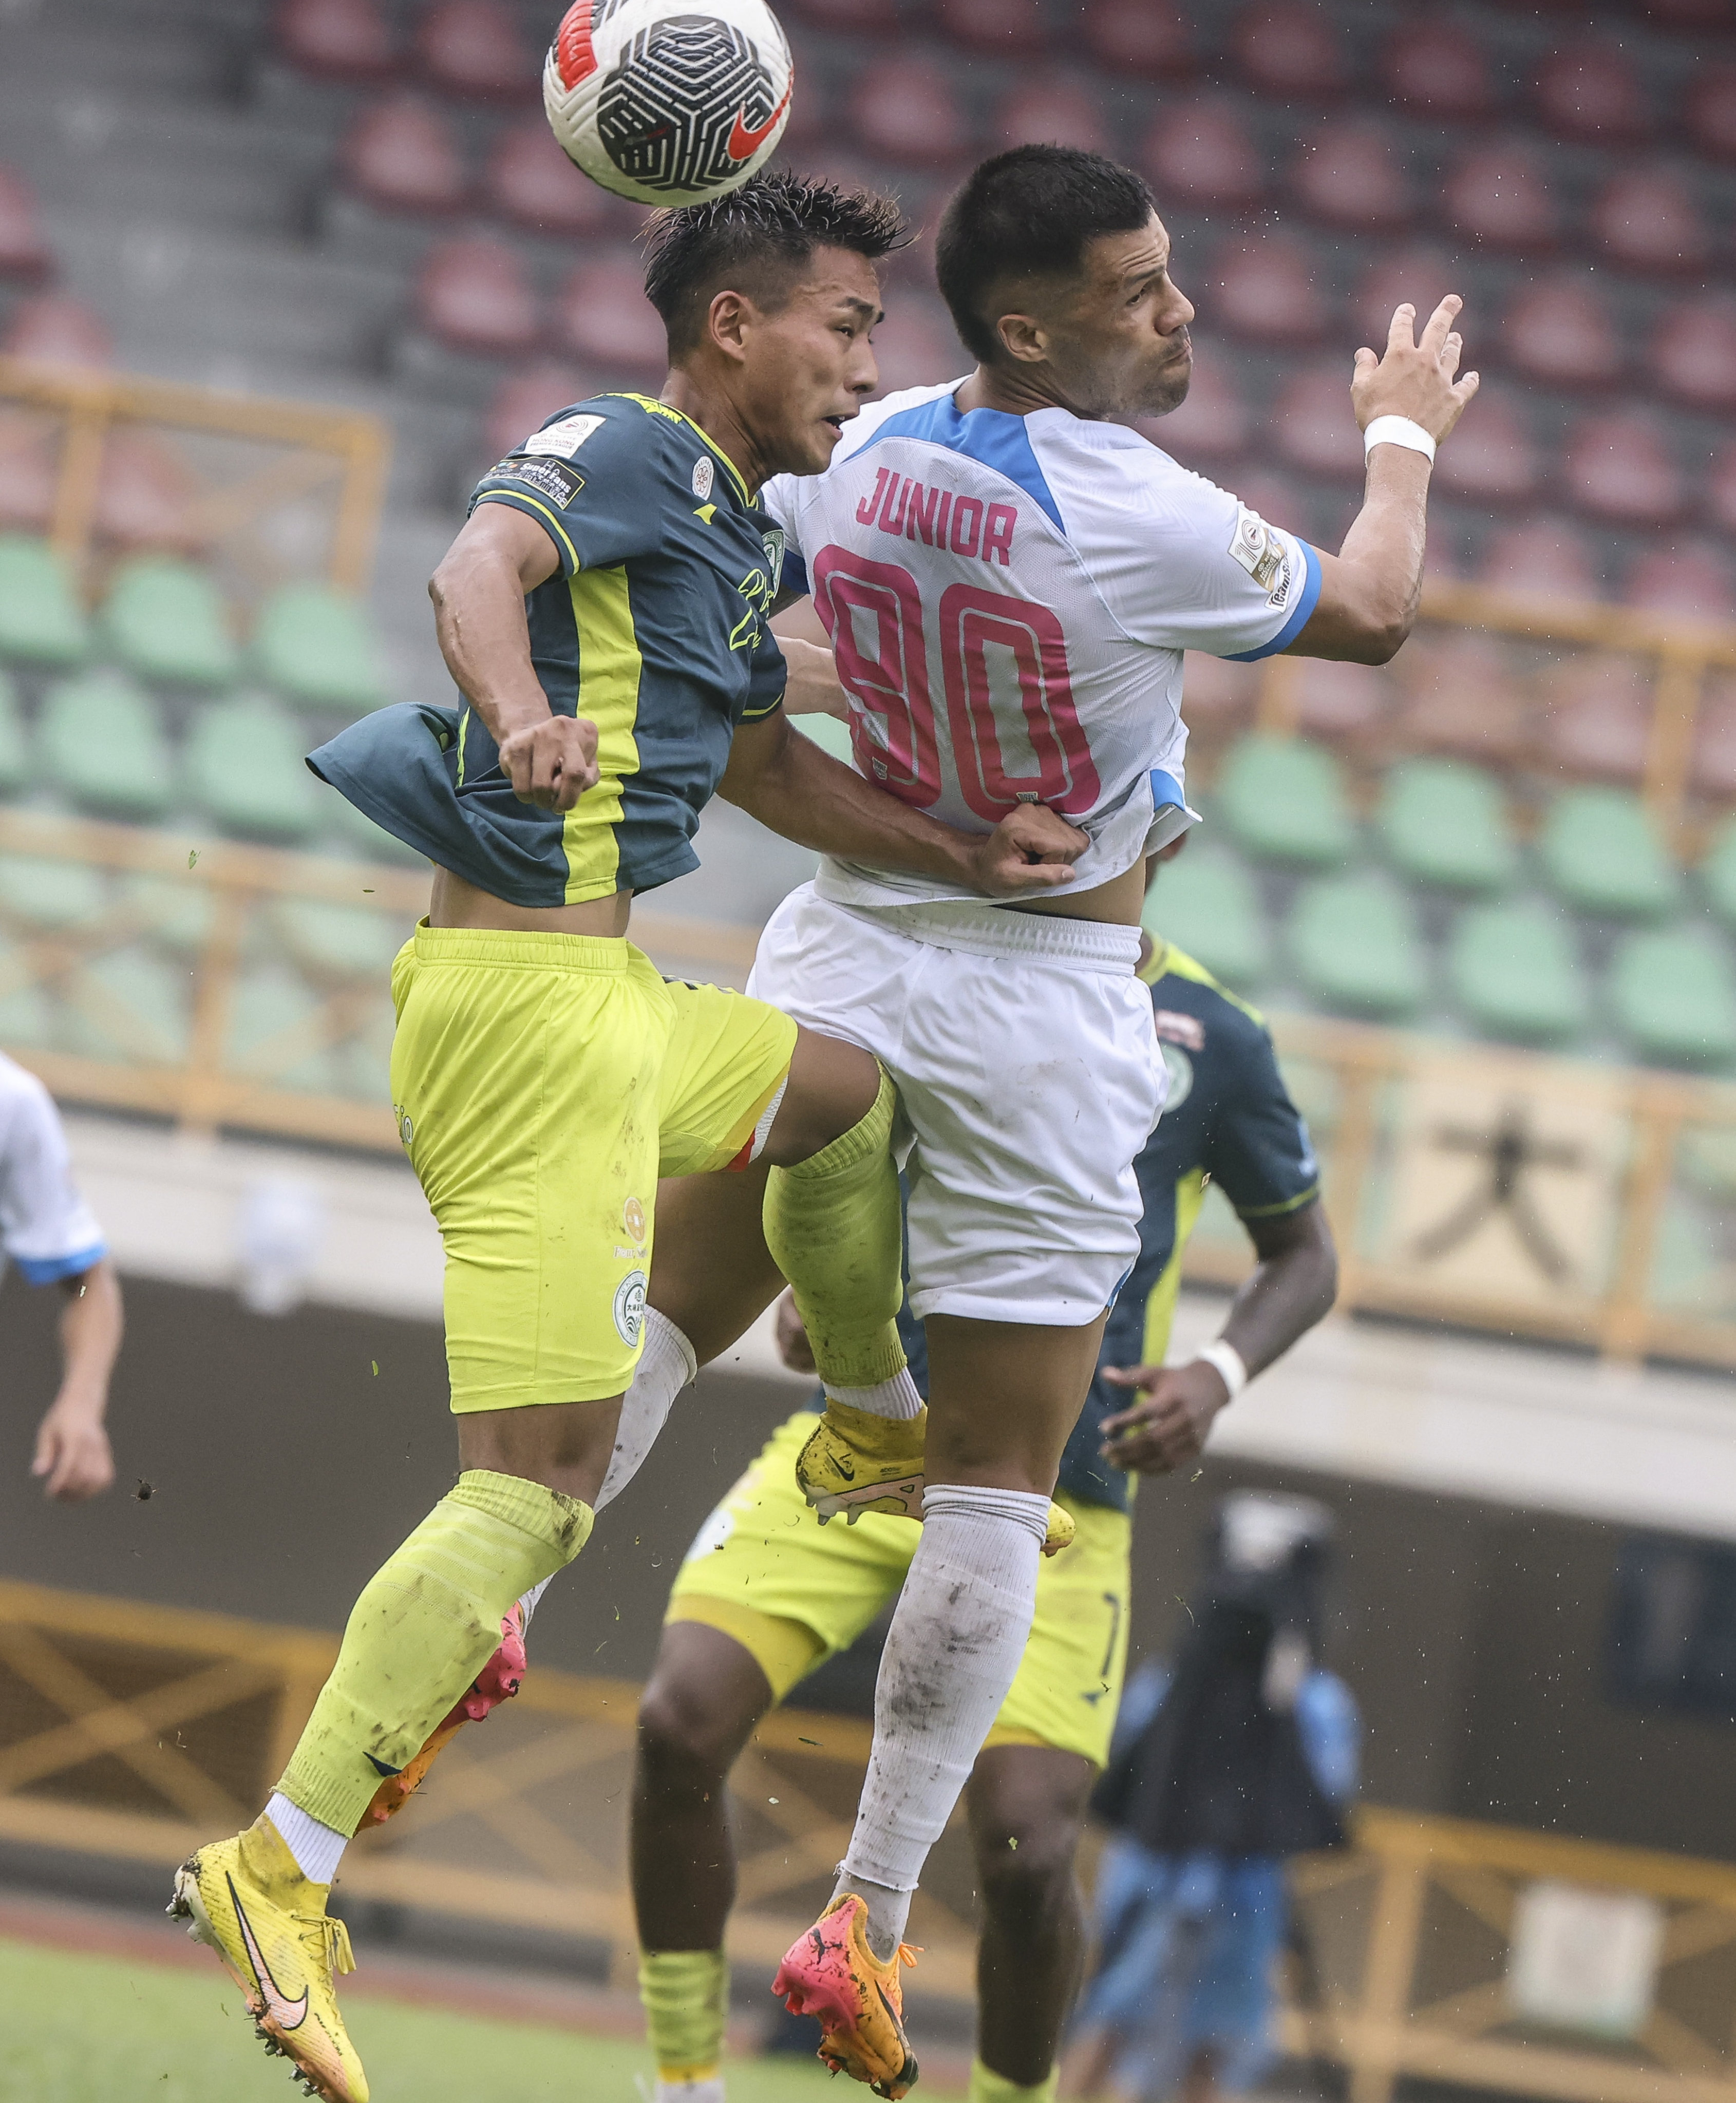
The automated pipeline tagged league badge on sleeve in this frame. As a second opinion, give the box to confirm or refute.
[1229,504,1284,592]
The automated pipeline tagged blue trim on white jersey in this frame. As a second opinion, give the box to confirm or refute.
[1222,541,1323,662]
[1150,767,1187,813]
[14,1240,106,1287]
[856,395,1066,535]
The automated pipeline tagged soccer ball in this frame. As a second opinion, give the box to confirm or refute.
[543,0,795,208]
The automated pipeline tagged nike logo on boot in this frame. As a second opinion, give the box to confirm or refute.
[229,1877,309,2031]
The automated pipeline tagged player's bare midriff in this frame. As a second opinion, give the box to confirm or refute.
[1009,857,1146,926]
[429,865,632,938]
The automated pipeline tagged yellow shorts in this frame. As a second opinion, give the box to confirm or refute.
[667,1413,1132,1766]
[390,923,797,1412]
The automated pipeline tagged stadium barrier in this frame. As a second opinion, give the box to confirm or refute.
[2,1580,1733,2101]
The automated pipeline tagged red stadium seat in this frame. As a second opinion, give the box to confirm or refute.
[1536,655,1653,787]
[993,81,1110,157]
[869,300,960,396]
[1692,674,1736,804]
[1178,653,1257,742]
[1649,0,1736,24]
[1533,45,1651,146]
[1502,275,1623,391]
[1651,296,1736,411]
[483,361,605,463]
[340,96,468,216]
[1211,237,1326,347]
[937,0,1047,58]
[1687,64,1736,163]
[1477,518,1601,604]
[850,59,974,172]
[785,0,900,31]
[416,1,533,104]
[416,239,540,358]
[2,293,112,367]
[1272,364,1360,482]
[1141,99,1265,212]
[1290,119,1410,233]
[1349,245,1466,348]
[1562,411,1683,527]
[1444,142,1558,253]
[1431,388,1539,508]
[1625,541,1736,622]
[1229,4,1348,101]
[1293,658,1394,750]
[1395,634,1533,768]
[95,432,209,556]
[552,253,668,381]
[484,117,615,237]
[1590,168,1709,278]
[274,0,394,83]
[1136,358,1249,465]
[1081,0,1193,81]
[0,414,56,532]
[1229,468,1310,540]
[1381,23,1495,124]
[1708,444,1736,539]
[0,167,52,285]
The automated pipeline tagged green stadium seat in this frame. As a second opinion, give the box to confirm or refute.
[0,670,30,796]
[1378,757,1518,895]
[224,964,338,1093]
[101,556,240,689]
[1700,817,1736,933]
[252,582,389,714]
[1289,871,1427,1021]
[187,695,322,843]
[325,787,427,865]
[1608,924,1736,1070]
[0,852,108,930]
[0,535,90,669]
[792,712,856,765]
[330,1007,395,1103]
[1448,899,1589,1046]
[1143,835,1271,990]
[118,872,215,952]
[1647,1193,1724,1310]
[1538,785,1684,921]
[1213,735,1356,870]
[61,947,192,1065]
[1676,1124,1736,1206]
[0,982,54,1049]
[271,899,407,981]
[38,669,176,821]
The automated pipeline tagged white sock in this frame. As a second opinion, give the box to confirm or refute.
[653,2080,725,2103]
[838,1484,1049,1958]
[518,1575,554,1630]
[826,1368,924,1420]
[598,1310,697,1511]
[266,1791,348,1884]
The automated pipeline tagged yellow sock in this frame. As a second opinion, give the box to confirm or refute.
[277,1470,592,1834]
[764,1068,906,1390]
[639,1947,728,2082]
[967,2059,1059,2103]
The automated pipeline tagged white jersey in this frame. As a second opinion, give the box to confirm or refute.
[0,1052,105,1286]
[762,380,1320,915]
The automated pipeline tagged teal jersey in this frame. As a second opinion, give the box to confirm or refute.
[308,393,790,906]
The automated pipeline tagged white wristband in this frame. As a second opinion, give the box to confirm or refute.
[1194,1339,1248,1399]
[1363,414,1436,464]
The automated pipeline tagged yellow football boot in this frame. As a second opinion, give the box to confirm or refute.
[773,1891,920,2098]
[796,1401,927,1523]
[169,1811,367,2103]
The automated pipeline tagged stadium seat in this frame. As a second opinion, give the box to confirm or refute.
[1687,63,1736,162]
[1080,0,1194,79]
[1179,652,1257,742]
[849,59,975,170]
[271,897,406,980]
[93,432,207,558]
[1708,443,1736,539]
[415,0,532,103]
[224,965,338,1094]
[937,0,1047,56]
[792,713,854,765]
[1213,239,1326,348]
[0,670,28,795]
[101,556,239,689]
[1503,276,1623,391]
[992,81,1109,157]
[253,581,388,714]
[415,238,539,358]
[1215,734,1355,870]
[1448,899,1588,1046]
[1625,542,1735,622]
[1533,44,1652,145]
[1289,872,1426,1022]
[1290,120,1411,232]
[61,949,192,1068]
[1610,926,1736,1070]
[1138,361,1248,465]
[1347,244,1467,349]
[339,96,468,217]
[1590,168,1710,277]
[0,852,107,931]
[0,535,89,668]
[868,299,959,396]
[1146,837,1271,991]
[784,0,899,31]
[1536,654,1653,787]
[1229,3,1348,100]
[1652,296,1736,412]
[1393,634,1533,768]
[1444,143,1558,252]
[331,1007,396,1102]
[274,0,395,83]
[1379,759,1517,896]
[0,167,52,284]
[484,118,615,237]
[1292,658,1394,750]
[1561,411,1683,528]
[1692,676,1736,803]
[1431,387,1540,507]
[39,669,175,821]
[119,871,214,952]
[1701,815,1736,929]
[1,293,112,368]
[1539,785,1684,921]
[1380,23,1495,122]
[1476,517,1601,604]
[551,254,668,381]
[324,783,427,864]
[1272,365,1360,481]
[188,695,324,843]
[483,359,599,462]
[1231,469,1311,542]
[0,413,55,535]
[1140,100,1265,211]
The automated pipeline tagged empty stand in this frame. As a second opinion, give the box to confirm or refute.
[1272,365,1360,482]
[1536,654,1655,787]
[2,293,112,368]
[1290,120,1411,233]
[339,95,468,217]
[1215,734,1355,870]
[484,118,616,237]
[188,696,324,845]
[1140,99,1265,211]
[1229,4,1348,102]
[415,1,533,104]
[1144,835,1269,991]
[1449,900,1588,1048]
[867,299,959,396]
[39,671,176,822]
[1080,0,1193,80]
[0,167,52,286]
[96,432,211,558]
[102,557,239,690]
[1290,872,1426,1022]
[1692,675,1736,802]
[1176,652,1257,743]
[1590,168,1710,278]
[1503,277,1623,391]
[992,81,1110,158]
[1431,387,1540,508]
[1707,444,1736,539]
[937,0,1048,57]
[252,581,387,714]
[1652,296,1736,413]
[1379,759,1518,896]
[1213,237,1326,347]
[416,238,540,359]
[1540,786,1684,921]
[1476,518,1602,604]
[1610,927,1736,1070]
[1686,63,1736,163]
[1444,141,1558,252]
[785,0,899,31]
[551,255,668,383]
[274,0,395,84]
[1703,817,1736,929]
[850,59,974,172]
[0,537,89,668]
[1533,45,1652,146]
[0,415,55,535]
[0,672,26,795]
[1380,22,1496,123]
[483,361,600,462]
[1561,412,1683,528]
[1393,634,1533,768]
[1291,658,1393,750]
[1140,361,1248,464]
[1350,246,1466,350]
[1625,542,1735,622]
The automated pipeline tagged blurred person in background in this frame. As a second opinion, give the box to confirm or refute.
[1064,1496,1357,2103]
[0,1050,122,1501]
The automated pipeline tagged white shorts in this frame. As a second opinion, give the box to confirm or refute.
[747,884,1164,1325]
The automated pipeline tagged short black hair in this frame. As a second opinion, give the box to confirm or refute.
[643,170,908,356]
[935,146,1157,364]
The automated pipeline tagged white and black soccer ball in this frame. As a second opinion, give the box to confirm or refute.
[544,0,795,208]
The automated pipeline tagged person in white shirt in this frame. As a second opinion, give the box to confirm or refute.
[0,1051,122,1500]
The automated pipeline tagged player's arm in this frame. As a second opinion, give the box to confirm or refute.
[769,599,848,718]
[1286,295,1480,666]
[33,1257,123,1502]
[719,708,1089,896]
[427,503,600,812]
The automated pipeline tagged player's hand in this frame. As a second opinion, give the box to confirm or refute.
[1351,295,1480,448]
[1098,1359,1231,1475]
[779,638,851,721]
[499,714,600,811]
[967,803,1089,895]
[32,1398,115,1502]
[773,1289,817,1376]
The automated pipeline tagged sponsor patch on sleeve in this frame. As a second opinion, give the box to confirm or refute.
[521,412,606,457]
[488,457,586,507]
[1228,503,1284,592]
